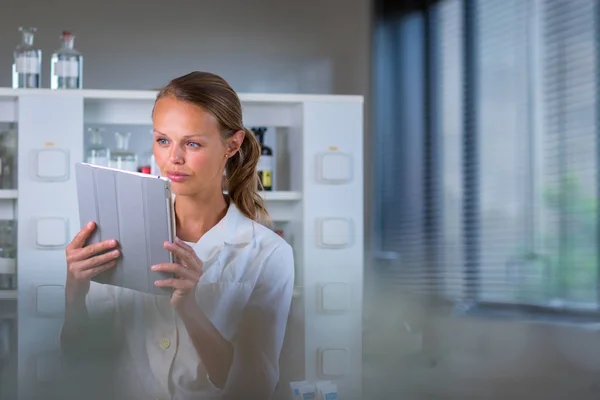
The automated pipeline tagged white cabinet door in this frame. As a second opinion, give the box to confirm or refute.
[17,94,84,399]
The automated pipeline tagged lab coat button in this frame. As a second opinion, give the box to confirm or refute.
[159,338,171,350]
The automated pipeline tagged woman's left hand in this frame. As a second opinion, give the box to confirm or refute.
[152,238,203,311]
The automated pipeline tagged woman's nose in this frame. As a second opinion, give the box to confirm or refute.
[169,147,184,164]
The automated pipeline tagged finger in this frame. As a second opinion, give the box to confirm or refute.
[165,241,202,271]
[175,237,194,251]
[177,237,203,261]
[175,238,204,268]
[154,277,194,290]
[67,221,96,251]
[82,260,117,280]
[164,242,196,267]
[76,249,120,271]
[151,263,197,281]
[68,239,119,263]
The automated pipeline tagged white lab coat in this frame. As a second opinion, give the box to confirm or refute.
[78,203,295,400]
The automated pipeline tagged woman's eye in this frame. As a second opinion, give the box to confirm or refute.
[157,138,168,145]
[187,142,201,148]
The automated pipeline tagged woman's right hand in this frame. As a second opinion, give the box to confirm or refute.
[65,221,120,303]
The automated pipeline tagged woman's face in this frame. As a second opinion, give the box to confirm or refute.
[152,96,240,197]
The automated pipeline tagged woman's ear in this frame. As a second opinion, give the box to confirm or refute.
[226,129,245,157]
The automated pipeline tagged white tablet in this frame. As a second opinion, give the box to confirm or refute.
[75,162,176,296]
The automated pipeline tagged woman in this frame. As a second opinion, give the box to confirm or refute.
[60,71,295,400]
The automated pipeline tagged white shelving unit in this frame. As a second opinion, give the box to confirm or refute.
[0,88,364,400]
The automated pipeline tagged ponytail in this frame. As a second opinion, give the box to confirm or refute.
[225,128,271,225]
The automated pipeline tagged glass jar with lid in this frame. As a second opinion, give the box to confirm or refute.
[50,30,83,90]
[12,26,41,88]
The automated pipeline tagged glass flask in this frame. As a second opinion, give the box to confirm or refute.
[12,26,42,89]
[110,132,138,172]
[85,127,110,166]
[50,31,83,90]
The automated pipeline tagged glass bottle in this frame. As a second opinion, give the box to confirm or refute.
[0,221,16,290]
[110,132,138,172]
[85,127,110,166]
[252,127,273,191]
[51,31,83,90]
[0,126,17,190]
[12,26,42,89]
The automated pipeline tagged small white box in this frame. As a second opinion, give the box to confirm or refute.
[316,151,352,184]
[35,217,68,248]
[35,148,70,181]
[319,282,351,313]
[317,218,352,248]
[36,285,65,316]
[319,348,348,377]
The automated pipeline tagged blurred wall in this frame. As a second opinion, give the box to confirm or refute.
[0,0,370,95]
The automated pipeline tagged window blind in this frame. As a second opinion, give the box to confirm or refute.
[438,0,600,309]
[538,0,599,308]
[473,0,532,304]
[437,0,464,301]
[372,4,428,286]
[373,0,600,312]
[442,0,600,309]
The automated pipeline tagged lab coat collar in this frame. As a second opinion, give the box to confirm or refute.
[194,203,254,265]
[214,201,254,245]
[172,194,254,262]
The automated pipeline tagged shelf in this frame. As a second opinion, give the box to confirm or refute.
[0,190,17,199]
[225,190,301,202]
[232,191,302,222]
[0,290,17,300]
[259,191,302,201]
[0,88,363,103]
[81,90,362,103]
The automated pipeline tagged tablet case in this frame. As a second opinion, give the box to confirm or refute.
[75,162,176,296]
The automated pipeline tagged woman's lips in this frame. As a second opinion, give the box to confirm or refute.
[167,172,189,182]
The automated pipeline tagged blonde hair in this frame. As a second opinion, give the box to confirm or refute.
[155,71,270,224]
